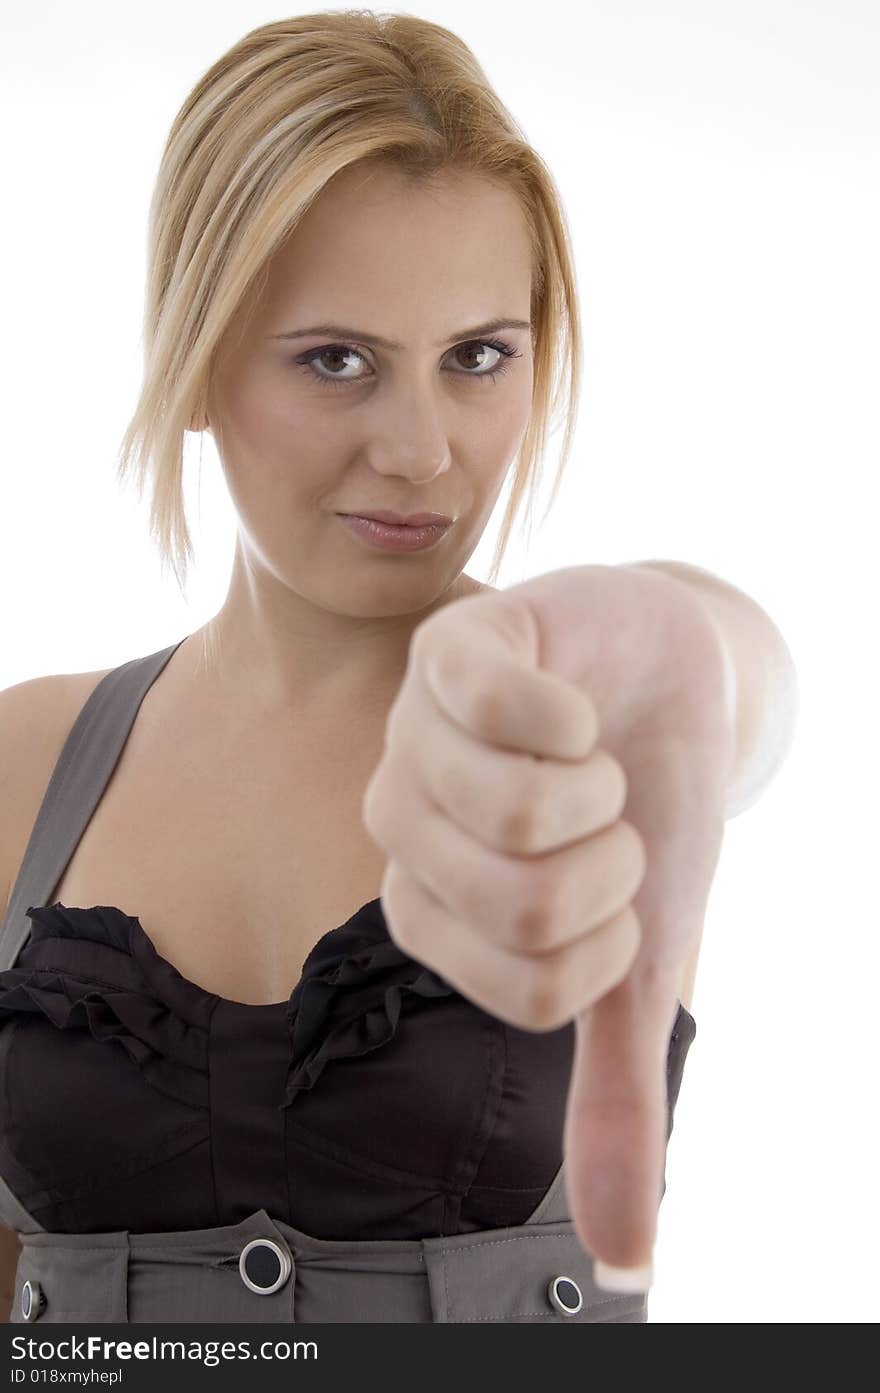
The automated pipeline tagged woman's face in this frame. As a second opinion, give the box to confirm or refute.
[204,162,535,617]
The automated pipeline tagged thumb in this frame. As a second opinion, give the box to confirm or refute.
[563,969,678,1292]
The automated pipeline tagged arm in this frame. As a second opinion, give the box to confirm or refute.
[623,559,799,821]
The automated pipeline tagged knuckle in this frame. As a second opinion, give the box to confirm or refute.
[496,761,550,854]
[495,797,539,856]
[508,862,565,953]
[468,676,508,739]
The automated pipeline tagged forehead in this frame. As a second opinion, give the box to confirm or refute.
[254,163,533,336]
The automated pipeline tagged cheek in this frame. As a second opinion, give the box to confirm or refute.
[223,383,331,484]
[241,379,305,439]
[484,383,532,459]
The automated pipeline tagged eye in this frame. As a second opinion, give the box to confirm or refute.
[294,338,523,390]
[449,339,522,384]
[296,344,368,387]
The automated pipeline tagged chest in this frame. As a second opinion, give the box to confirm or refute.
[49,703,391,1006]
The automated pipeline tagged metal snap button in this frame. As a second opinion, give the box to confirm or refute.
[238,1238,292,1295]
[21,1279,47,1322]
[548,1274,583,1315]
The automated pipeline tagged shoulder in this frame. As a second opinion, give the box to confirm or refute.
[0,665,115,916]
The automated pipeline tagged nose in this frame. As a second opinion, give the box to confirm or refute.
[363,380,452,485]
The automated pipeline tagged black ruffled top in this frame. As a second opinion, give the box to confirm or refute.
[0,899,696,1238]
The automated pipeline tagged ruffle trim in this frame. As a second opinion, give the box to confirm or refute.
[281,905,457,1107]
[1,900,462,1112]
[0,904,210,1110]
[23,902,135,955]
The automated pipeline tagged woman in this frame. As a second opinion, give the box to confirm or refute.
[0,11,796,1324]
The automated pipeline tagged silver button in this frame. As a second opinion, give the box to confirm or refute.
[21,1279,46,1322]
[238,1238,292,1295]
[548,1274,583,1315]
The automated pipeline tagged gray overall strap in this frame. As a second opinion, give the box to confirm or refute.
[0,639,186,975]
[0,639,186,1235]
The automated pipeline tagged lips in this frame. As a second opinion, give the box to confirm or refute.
[340,510,453,527]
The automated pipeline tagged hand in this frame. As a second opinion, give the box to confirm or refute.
[361,564,734,1287]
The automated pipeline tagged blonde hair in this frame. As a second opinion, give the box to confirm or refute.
[115,8,582,605]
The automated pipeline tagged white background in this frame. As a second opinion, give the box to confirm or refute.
[1,1,877,1323]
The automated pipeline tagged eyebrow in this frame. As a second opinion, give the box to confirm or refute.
[269,317,533,350]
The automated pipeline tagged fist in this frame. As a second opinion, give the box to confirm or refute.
[360,564,734,1287]
[362,604,646,1031]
